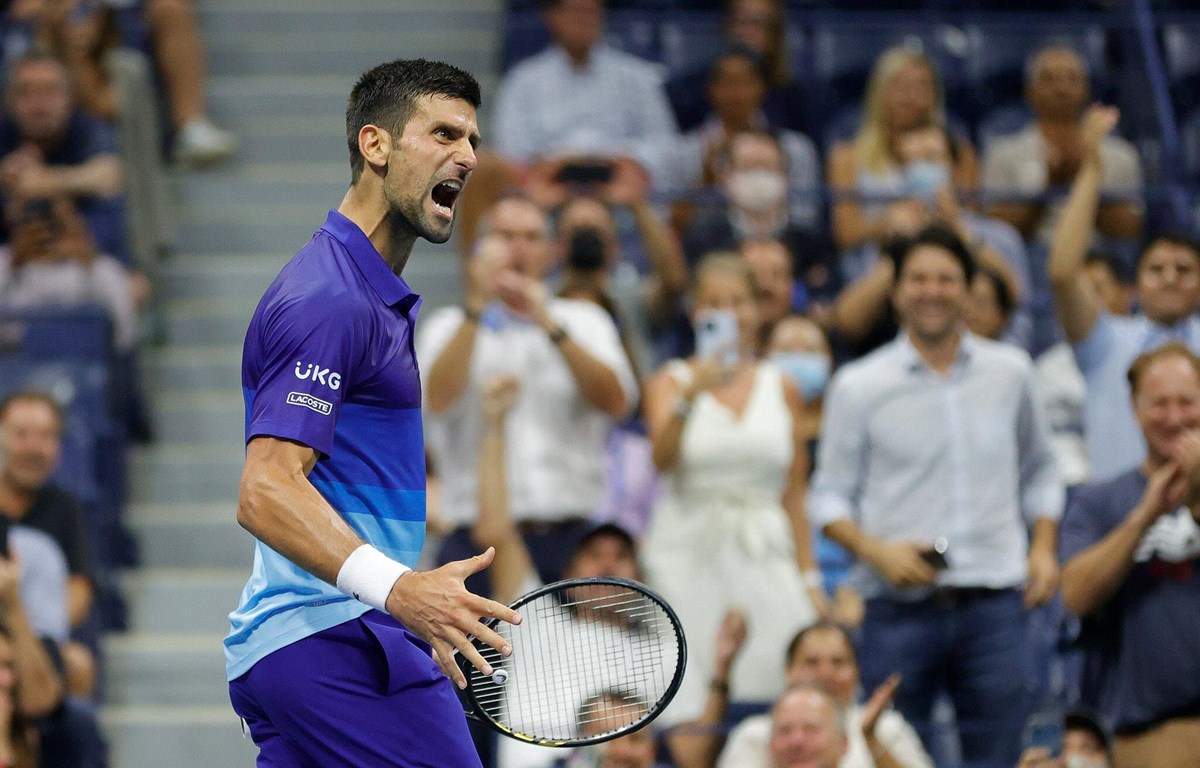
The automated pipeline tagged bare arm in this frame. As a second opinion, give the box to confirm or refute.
[782,379,826,616]
[665,610,747,768]
[471,378,534,605]
[0,558,64,718]
[551,332,629,417]
[645,367,688,472]
[31,155,123,199]
[1095,202,1144,241]
[832,258,894,343]
[631,199,689,326]
[237,436,521,687]
[1047,106,1119,344]
[829,143,878,250]
[67,575,93,629]
[1062,463,1182,617]
[824,519,936,589]
[424,317,481,414]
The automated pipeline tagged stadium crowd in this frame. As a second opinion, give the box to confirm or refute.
[0,0,233,766]
[420,1,1200,768]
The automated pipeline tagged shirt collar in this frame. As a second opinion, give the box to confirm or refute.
[896,328,976,374]
[549,43,609,72]
[319,210,419,311]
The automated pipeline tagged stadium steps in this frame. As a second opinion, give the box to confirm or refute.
[107,0,503,765]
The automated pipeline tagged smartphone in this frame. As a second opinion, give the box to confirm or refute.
[1023,712,1063,756]
[555,160,615,185]
[919,537,950,570]
[695,309,739,367]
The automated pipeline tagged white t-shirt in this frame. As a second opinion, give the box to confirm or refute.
[417,299,638,526]
[717,704,933,768]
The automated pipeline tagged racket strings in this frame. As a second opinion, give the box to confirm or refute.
[467,585,682,743]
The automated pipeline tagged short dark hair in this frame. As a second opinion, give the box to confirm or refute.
[0,389,65,433]
[785,621,858,669]
[345,59,481,183]
[890,222,977,285]
[1085,250,1132,285]
[1126,341,1200,396]
[1136,231,1200,269]
[974,263,1015,320]
[707,44,768,86]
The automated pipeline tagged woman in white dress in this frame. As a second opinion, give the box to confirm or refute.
[641,253,824,726]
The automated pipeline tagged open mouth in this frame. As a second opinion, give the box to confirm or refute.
[431,179,463,218]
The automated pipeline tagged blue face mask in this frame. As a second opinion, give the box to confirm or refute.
[905,160,951,201]
[772,352,830,401]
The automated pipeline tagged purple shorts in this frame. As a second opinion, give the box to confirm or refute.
[228,611,483,768]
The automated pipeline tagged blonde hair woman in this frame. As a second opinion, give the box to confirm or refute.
[827,46,979,250]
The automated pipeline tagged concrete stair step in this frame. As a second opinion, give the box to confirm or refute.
[105,632,231,707]
[160,253,285,300]
[145,344,243,393]
[164,297,255,347]
[175,164,347,212]
[154,389,244,444]
[130,446,242,506]
[208,75,350,126]
[129,502,251,568]
[103,704,257,768]
[122,568,244,635]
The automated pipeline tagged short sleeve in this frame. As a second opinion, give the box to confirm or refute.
[414,306,467,401]
[555,302,638,416]
[246,292,364,457]
[1059,483,1118,564]
[1072,311,1116,377]
[56,493,94,582]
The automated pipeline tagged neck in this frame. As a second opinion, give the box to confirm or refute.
[337,179,417,275]
[908,327,962,374]
[736,204,786,236]
[562,44,593,67]
[1038,113,1079,131]
[0,475,34,521]
[720,113,754,134]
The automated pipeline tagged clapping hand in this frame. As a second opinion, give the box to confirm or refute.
[860,673,901,738]
[481,376,520,426]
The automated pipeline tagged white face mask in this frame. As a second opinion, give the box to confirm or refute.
[1065,756,1108,768]
[726,169,787,212]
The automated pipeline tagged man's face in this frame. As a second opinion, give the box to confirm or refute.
[1062,728,1109,768]
[566,534,639,581]
[893,245,969,345]
[1136,241,1200,325]
[381,95,479,245]
[768,689,847,768]
[709,55,766,126]
[544,0,604,60]
[0,398,62,494]
[557,197,618,270]
[1027,48,1089,121]
[489,199,552,278]
[1133,354,1200,465]
[785,629,858,707]
[740,239,792,328]
[8,60,73,144]
[726,133,784,178]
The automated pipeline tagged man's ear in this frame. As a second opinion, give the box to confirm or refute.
[358,124,392,172]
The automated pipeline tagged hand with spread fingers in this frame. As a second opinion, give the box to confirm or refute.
[386,547,522,689]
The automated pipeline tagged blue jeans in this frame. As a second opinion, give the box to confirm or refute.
[857,589,1031,768]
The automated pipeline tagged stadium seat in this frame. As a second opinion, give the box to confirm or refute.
[0,305,113,362]
[1163,21,1200,116]
[1181,107,1200,182]
[976,103,1034,151]
[658,11,724,77]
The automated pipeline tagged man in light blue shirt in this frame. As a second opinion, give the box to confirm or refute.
[809,224,1064,766]
[492,0,678,189]
[1047,105,1200,482]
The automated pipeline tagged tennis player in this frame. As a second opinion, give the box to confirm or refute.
[225,59,521,767]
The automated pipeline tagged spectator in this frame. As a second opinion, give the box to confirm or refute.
[965,263,1017,342]
[765,317,863,628]
[765,684,849,768]
[471,375,677,768]
[667,46,820,231]
[719,622,933,768]
[682,131,839,314]
[983,46,1142,246]
[1059,343,1200,767]
[1047,105,1200,481]
[0,626,39,768]
[832,122,1030,354]
[809,224,1064,764]
[0,52,126,262]
[554,192,688,378]
[43,2,175,268]
[666,0,807,135]
[0,197,137,352]
[133,0,236,168]
[488,0,676,205]
[741,239,811,346]
[1036,252,1134,486]
[418,197,637,593]
[827,46,979,252]
[641,254,822,728]
[0,392,97,699]
[1016,708,1112,768]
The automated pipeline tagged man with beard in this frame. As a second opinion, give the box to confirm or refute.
[225,59,520,768]
[809,224,1063,765]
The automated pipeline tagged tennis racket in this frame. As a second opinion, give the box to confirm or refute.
[456,576,687,747]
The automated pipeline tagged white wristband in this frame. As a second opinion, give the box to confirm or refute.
[336,544,411,613]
